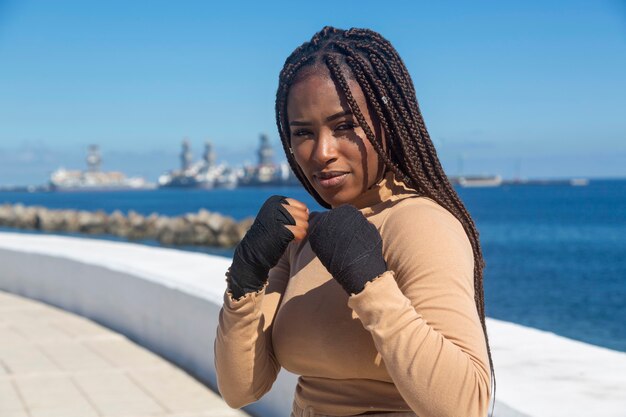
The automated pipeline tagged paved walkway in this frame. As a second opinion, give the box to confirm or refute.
[0,290,247,417]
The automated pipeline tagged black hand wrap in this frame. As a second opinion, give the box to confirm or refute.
[309,205,387,295]
[227,195,295,299]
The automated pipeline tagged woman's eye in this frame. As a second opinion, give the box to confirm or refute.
[336,122,358,131]
[292,130,312,137]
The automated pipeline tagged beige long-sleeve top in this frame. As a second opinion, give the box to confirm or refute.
[214,172,491,417]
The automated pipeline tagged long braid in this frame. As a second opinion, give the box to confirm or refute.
[367,52,443,193]
[355,41,450,205]
[342,39,450,206]
[368,52,472,248]
[275,26,495,408]
[324,55,395,182]
[342,43,481,310]
[348,50,434,196]
[342,54,411,186]
[328,43,412,186]
[346,29,490,343]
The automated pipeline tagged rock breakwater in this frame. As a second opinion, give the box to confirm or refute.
[0,204,254,247]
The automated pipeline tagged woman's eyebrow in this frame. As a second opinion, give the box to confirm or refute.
[325,110,352,122]
[289,110,353,126]
[289,120,310,126]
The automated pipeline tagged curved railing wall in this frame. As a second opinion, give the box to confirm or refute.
[2,231,624,417]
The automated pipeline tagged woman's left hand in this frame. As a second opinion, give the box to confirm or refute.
[309,204,387,295]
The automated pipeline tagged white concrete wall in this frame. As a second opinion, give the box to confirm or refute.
[1,231,625,417]
[0,231,297,417]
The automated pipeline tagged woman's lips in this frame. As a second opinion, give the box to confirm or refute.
[315,172,349,188]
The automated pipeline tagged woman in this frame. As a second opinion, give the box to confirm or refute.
[215,26,493,417]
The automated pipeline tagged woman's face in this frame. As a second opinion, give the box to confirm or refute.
[287,72,384,208]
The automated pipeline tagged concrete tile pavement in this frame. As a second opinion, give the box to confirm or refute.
[0,290,247,417]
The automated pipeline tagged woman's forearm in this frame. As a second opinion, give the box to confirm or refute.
[214,249,291,408]
[214,286,281,408]
[348,271,491,417]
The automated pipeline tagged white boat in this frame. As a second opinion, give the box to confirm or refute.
[458,175,503,188]
[570,178,589,186]
[49,146,154,191]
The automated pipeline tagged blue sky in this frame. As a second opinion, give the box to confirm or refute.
[0,0,625,186]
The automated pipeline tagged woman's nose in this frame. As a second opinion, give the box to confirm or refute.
[312,130,338,165]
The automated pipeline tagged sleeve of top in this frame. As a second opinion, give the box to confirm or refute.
[214,244,291,408]
[347,198,491,417]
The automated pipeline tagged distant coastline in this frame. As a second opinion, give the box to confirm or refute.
[5,176,625,193]
[3,137,622,191]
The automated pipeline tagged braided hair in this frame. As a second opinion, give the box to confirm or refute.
[275,26,495,402]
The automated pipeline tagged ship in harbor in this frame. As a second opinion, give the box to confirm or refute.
[157,139,237,189]
[447,155,503,188]
[238,134,300,187]
[49,145,153,191]
[158,135,300,189]
[456,175,503,188]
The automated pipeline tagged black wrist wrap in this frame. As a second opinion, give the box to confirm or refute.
[309,205,387,295]
[227,195,295,300]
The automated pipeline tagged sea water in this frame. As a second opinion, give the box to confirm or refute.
[1,180,625,351]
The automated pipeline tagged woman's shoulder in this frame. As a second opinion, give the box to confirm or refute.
[378,196,475,290]
[380,195,472,261]
[382,195,465,234]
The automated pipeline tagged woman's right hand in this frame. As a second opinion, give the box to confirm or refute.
[227,195,308,299]
[281,197,310,241]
